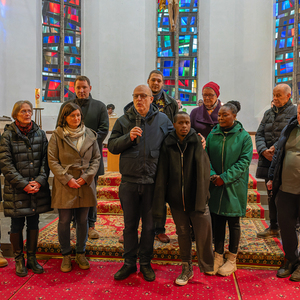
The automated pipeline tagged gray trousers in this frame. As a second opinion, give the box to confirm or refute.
[171,205,214,273]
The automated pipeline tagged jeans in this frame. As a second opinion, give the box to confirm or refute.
[276,190,300,265]
[265,179,278,230]
[154,205,167,235]
[119,182,155,266]
[58,207,89,255]
[211,213,240,255]
[171,205,214,273]
[11,214,39,233]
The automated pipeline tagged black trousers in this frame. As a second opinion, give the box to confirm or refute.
[11,214,39,233]
[211,213,240,255]
[276,190,300,265]
[119,182,155,266]
[265,179,278,230]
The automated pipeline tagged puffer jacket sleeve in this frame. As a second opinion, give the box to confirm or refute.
[220,133,253,184]
[255,111,269,155]
[0,131,28,190]
[205,133,217,176]
[48,133,73,185]
[108,119,135,154]
[80,140,101,185]
[34,130,50,187]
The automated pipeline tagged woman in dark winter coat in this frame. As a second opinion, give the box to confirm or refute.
[0,101,51,277]
[48,103,100,273]
[206,101,252,277]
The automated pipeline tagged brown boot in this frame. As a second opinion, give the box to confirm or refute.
[10,232,28,277]
[26,229,44,274]
[0,250,8,267]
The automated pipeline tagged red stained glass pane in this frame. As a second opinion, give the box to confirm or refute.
[49,3,60,14]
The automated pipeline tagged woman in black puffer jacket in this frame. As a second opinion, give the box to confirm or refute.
[0,100,51,277]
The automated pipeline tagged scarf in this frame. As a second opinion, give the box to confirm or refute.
[204,99,219,114]
[63,124,86,151]
[15,120,33,136]
[153,89,164,103]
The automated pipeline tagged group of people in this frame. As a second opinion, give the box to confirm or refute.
[0,72,298,286]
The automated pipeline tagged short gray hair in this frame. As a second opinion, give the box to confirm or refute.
[11,101,33,120]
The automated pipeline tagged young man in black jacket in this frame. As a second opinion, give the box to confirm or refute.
[153,112,214,285]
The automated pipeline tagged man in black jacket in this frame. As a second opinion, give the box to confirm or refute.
[153,112,213,285]
[255,83,296,238]
[108,85,173,282]
[57,76,109,239]
[147,70,178,243]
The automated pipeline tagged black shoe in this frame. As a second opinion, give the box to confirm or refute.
[27,255,44,274]
[140,264,155,281]
[277,261,294,278]
[114,264,137,280]
[15,255,28,277]
[290,265,300,282]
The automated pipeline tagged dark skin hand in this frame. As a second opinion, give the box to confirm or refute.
[210,175,224,186]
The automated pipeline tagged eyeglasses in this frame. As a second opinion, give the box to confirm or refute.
[19,110,33,115]
[202,94,216,99]
[132,94,151,100]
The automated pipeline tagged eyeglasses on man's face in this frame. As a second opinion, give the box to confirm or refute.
[132,94,151,100]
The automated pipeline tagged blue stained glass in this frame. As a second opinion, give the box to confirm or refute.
[194,0,198,7]
[281,31,286,37]
[179,67,183,76]
[191,17,195,25]
[163,69,171,76]
[282,0,291,11]
[65,36,73,44]
[286,62,293,72]
[275,40,277,47]
[52,68,58,72]
[43,37,48,43]
[181,28,187,32]
[280,64,286,74]
[71,46,78,54]
[289,18,294,24]
[55,36,60,43]
[163,17,169,26]
[283,21,287,25]
[276,19,279,26]
[70,57,76,63]
[275,69,278,76]
[165,40,171,47]
[283,26,286,30]
[286,52,293,59]
[184,60,190,67]
[68,23,76,29]
[44,68,49,71]
[287,37,293,47]
[164,61,174,67]
[283,77,288,82]
[279,39,285,48]
[277,78,282,82]
[181,17,188,26]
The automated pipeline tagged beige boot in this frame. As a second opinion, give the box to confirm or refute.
[205,252,224,275]
[217,252,237,276]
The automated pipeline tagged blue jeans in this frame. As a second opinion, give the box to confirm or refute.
[119,182,155,266]
[58,208,89,255]
[11,214,39,233]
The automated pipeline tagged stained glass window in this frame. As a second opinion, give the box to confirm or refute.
[157,0,198,105]
[42,0,81,102]
[274,0,300,98]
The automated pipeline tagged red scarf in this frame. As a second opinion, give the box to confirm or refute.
[15,120,33,135]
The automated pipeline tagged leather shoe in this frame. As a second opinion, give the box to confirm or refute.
[156,233,170,243]
[290,265,300,282]
[257,227,280,239]
[140,264,155,281]
[277,261,294,278]
[114,264,137,280]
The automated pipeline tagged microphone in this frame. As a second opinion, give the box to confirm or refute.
[136,114,142,144]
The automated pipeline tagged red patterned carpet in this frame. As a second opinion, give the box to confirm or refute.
[1,258,299,300]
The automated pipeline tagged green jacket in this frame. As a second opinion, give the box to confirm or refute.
[206,121,253,217]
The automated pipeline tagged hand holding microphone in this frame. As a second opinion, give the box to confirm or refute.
[130,115,143,142]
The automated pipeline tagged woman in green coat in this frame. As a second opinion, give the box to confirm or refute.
[206,101,253,277]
